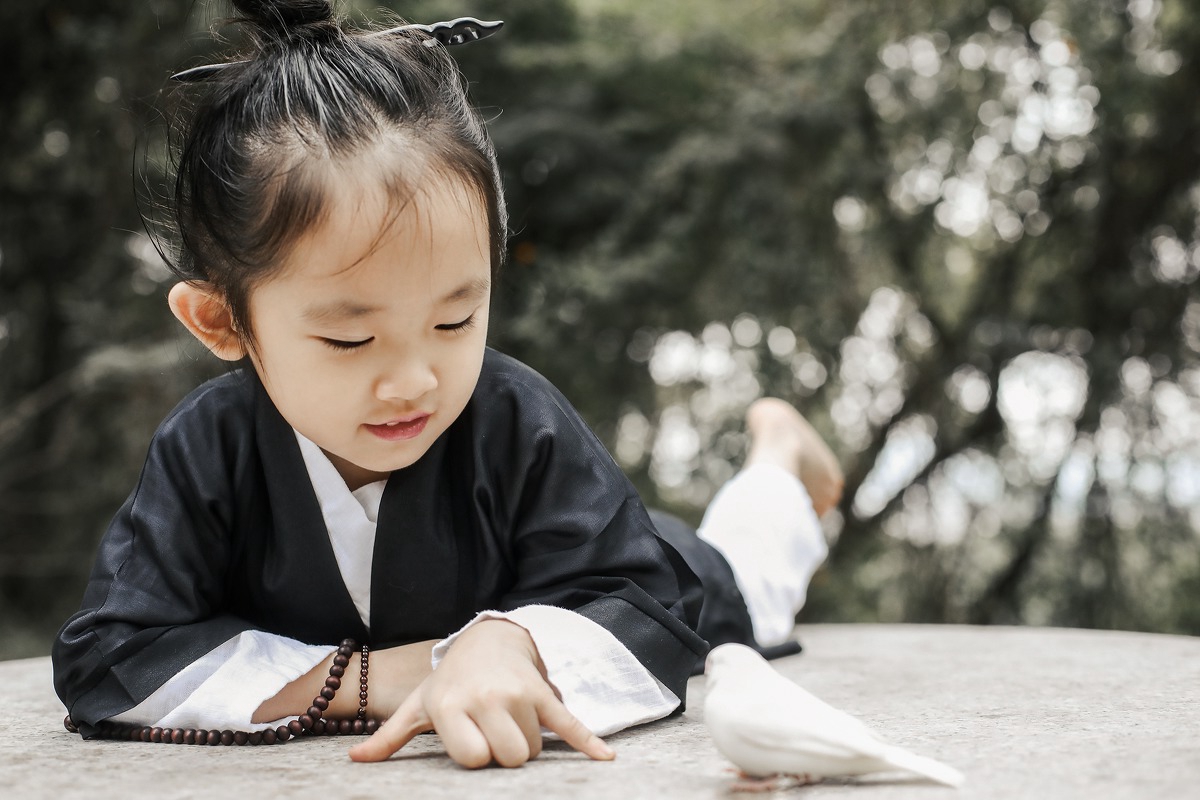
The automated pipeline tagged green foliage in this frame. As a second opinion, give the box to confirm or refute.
[2,0,1198,658]
[0,1,225,658]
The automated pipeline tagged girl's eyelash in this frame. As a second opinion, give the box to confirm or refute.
[319,314,475,350]
[436,313,477,333]
[321,337,374,351]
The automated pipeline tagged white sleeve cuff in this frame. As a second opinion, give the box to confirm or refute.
[111,630,334,731]
[432,605,681,737]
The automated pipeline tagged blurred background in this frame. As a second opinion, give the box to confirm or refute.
[2,0,1199,660]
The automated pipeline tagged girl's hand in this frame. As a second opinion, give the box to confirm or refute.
[348,619,616,768]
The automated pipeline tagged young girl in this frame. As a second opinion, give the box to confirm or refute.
[53,0,843,768]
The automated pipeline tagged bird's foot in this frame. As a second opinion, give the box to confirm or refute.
[725,771,815,793]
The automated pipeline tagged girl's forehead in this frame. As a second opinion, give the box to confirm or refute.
[279,168,490,288]
[321,158,474,226]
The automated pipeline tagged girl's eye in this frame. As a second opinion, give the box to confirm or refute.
[321,337,374,351]
[436,313,477,333]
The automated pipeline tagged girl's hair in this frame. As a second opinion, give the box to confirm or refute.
[165,0,507,340]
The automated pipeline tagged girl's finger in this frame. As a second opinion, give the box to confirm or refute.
[537,698,615,762]
[347,693,430,762]
[511,701,544,761]
[469,708,533,768]
[436,710,493,769]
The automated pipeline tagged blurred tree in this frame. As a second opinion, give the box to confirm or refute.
[1,0,1197,659]
[0,1,231,657]
[422,0,1200,634]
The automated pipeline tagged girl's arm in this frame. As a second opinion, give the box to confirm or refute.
[110,630,333,730]
[254,639,436,723]
[109,631,436,732]
[52,375,364,735]
[466,354,710,702]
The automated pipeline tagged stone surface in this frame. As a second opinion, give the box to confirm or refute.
[7,624,1199,798]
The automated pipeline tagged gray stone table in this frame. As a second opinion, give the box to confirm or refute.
[5,624,1199,799]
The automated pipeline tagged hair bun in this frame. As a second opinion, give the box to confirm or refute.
[231,0,334,33]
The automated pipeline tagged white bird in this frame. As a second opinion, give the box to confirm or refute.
[704,643,964,788]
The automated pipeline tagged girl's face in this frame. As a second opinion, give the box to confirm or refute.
[244,172,492,490]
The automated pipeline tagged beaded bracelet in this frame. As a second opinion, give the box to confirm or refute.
[358,642,369,720]
[63,638,377,746]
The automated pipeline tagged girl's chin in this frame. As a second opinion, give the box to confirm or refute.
[323,449,404,489]
[356,447,436,478]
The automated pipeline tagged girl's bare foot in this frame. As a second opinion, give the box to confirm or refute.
[744,398,844,517]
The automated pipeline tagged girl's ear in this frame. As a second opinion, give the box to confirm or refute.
[167,282,247,361]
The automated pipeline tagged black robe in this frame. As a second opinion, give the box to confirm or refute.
[53,349,712,736]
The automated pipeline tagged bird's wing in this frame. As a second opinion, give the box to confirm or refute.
[724,677,892,763]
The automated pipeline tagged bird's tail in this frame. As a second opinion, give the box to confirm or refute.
[880,746,965,788]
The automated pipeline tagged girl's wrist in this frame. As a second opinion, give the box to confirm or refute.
[252,645,362,724]
[457,618,543,669]
[357,640,438,720]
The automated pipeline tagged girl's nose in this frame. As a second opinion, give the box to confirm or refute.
[375,359,438,401]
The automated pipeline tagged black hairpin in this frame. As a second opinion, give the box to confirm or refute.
[170,17,504,83]
[370,18,503,47]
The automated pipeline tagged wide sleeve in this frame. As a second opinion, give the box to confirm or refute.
[470,355,709,703]
[112,631,333,731]
[52,377,263,737]
[434,606,681,736]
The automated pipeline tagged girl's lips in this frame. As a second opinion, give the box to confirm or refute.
[364,414,430,441]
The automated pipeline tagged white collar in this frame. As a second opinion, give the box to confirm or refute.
[293,430,386,627]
